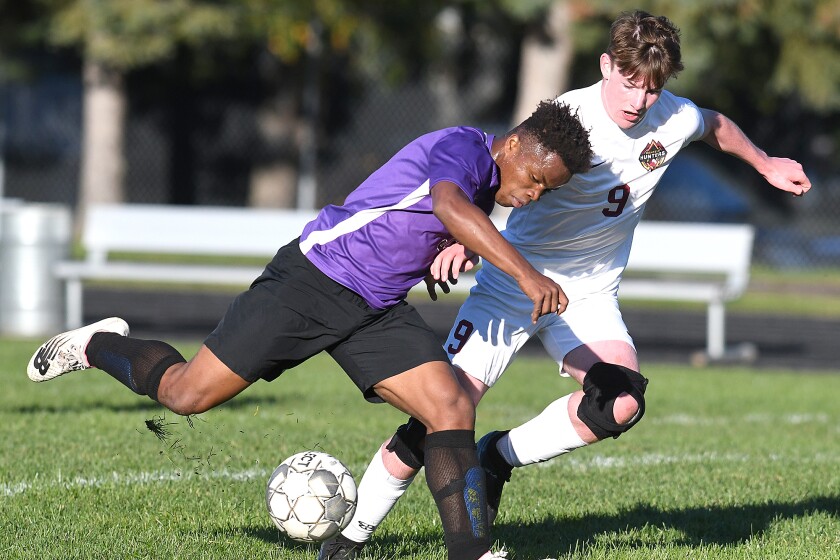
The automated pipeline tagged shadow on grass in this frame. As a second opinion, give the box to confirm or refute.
[7,393,292,415]
[236,524,444,559]
[234,495,839,559]
[228,525,313,550]
[493,495,840,559]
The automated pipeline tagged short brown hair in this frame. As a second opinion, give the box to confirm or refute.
[607,10,683,89]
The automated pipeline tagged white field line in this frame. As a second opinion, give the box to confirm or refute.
[649,412,834,426]
[555,451,840,472]
[2,466,270,499]
[4,450,839,499]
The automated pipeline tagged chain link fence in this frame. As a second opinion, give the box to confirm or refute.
[1,43,837,270]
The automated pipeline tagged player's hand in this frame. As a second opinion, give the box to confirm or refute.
[517,270,569,323]
[430,243,479,284]
[762,157,812,196]
[425,244,479,301]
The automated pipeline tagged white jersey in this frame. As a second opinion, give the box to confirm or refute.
[479,81,706,300]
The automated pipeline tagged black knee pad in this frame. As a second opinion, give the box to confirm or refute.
[385,417,427,469]
[577,362,648,440]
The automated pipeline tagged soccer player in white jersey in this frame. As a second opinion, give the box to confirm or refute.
[319,10,812,559]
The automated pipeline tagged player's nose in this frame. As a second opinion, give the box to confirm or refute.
[630,89,646,110]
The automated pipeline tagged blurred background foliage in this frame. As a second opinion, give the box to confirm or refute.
[0,0,839,268]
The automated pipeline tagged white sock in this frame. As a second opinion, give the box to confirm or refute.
[340,448,416,543]
[497,393,587,467]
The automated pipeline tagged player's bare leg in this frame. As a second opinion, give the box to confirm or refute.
[323,363,491,558]
[371,361,493,560]
[154,345,250,415]
[348,339,643,535]
[327,339,645,552]
[86,332,250,413]
[372,361,475,433]
[28,318,251,414]
[480,340,645,521]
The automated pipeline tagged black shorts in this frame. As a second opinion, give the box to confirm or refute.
[204,239,447,402]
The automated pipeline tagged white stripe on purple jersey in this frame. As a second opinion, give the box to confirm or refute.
[300,126,498,309]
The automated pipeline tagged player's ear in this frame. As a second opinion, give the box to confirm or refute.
[506,134,521,156]
[600,53,612,80]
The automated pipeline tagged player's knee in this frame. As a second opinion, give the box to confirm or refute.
[422,380,475,431]
[162,392,210,416]
[442,386,476,428]
[158,375,214,416]
[451,385,476,416]
[576,362,648,440]
[613,392,640,425]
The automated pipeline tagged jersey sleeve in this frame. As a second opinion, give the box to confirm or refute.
[681,98,706,143]
[427,130,493,202]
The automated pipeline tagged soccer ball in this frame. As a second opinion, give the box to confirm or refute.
[266,450,358,543]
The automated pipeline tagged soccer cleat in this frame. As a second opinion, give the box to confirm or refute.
[26,317,129,382]
[317,534,366,560]
[476,430,513,525]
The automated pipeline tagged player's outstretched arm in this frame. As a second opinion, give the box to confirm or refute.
[431,181,567,322]
[700,108,812,196]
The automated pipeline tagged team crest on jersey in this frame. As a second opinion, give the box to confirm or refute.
[638,139,667,171]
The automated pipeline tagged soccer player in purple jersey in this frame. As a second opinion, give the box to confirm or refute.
[26,101,592,560]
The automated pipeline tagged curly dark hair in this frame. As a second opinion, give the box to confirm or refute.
[515,100,593,176]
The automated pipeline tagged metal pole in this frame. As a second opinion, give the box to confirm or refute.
[297,18,322,210]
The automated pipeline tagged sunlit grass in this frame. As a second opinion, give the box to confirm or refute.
[1,338,838,559]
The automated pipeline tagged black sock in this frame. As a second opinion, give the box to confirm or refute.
[424,430,490,560]
[86,332,186,401]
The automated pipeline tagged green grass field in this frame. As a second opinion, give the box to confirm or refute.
[1,337,838,559]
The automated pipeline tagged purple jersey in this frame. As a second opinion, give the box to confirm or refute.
[299,127,498,309]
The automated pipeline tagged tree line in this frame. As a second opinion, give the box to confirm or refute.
[1,0,837,216]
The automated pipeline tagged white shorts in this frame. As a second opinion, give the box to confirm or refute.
[445,279,634,388]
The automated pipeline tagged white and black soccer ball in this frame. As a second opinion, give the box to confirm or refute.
[266,450,358,543]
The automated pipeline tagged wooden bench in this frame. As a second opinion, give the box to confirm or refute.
[55,203,318,329]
